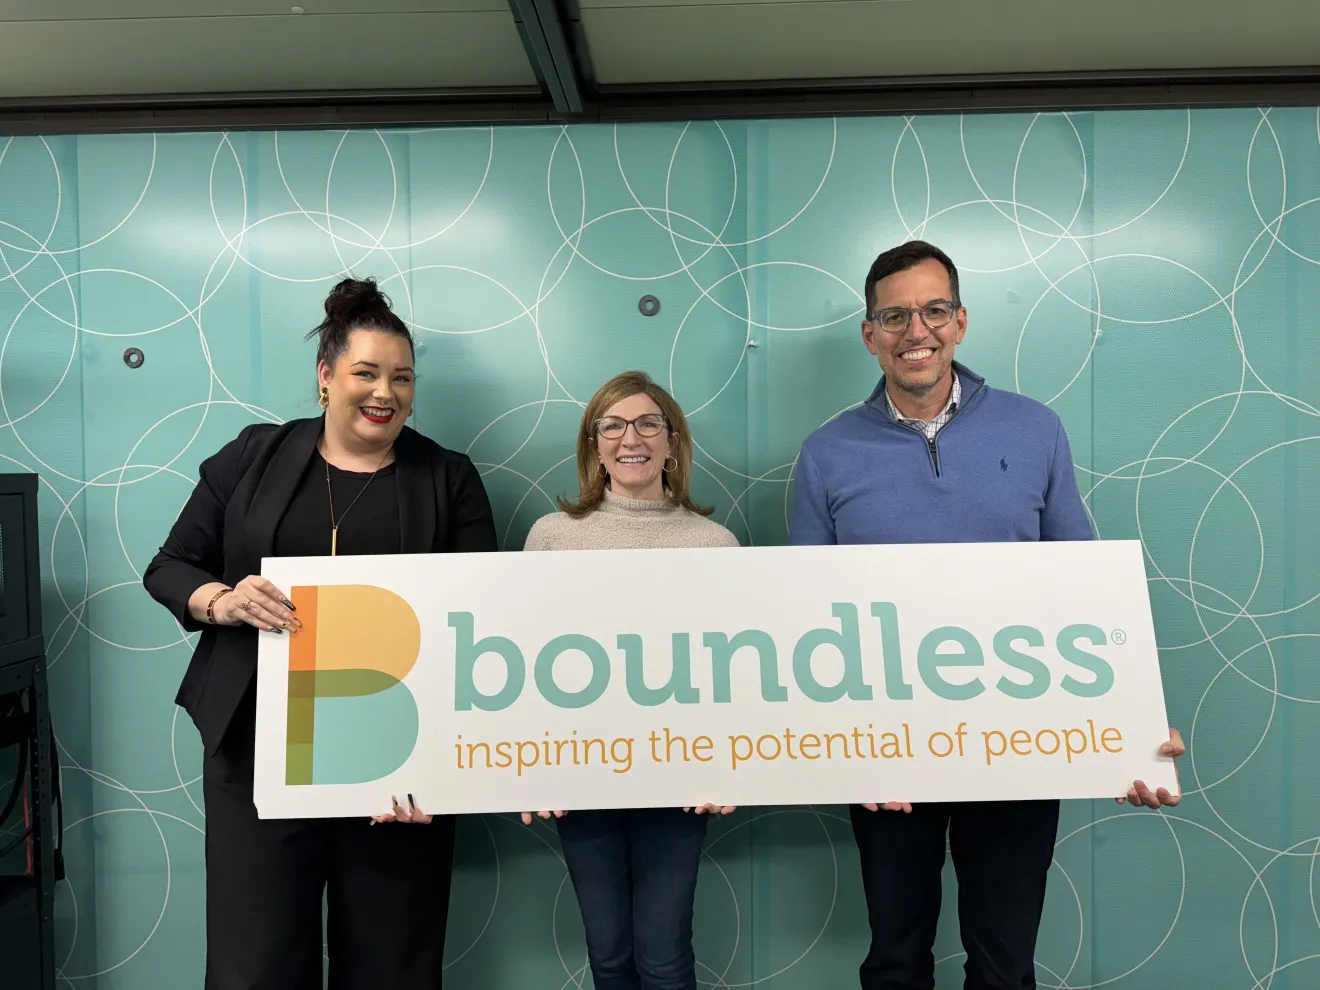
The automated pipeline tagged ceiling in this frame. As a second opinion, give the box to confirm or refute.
[583,0,1320,84]
[0,1,536,97]
[1,0,1318,126]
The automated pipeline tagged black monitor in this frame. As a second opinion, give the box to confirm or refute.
[0,472,52,989]
[0,473,43,666]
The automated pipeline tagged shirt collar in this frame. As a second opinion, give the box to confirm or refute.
[885,373,961,424]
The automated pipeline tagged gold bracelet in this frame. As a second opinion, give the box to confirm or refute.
[206,587,233,624]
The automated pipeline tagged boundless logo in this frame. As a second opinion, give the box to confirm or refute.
[451,603,1119,711]
[285,585,421,786]
[280,589,1120,784]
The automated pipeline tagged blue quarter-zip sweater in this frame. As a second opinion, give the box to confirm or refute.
[790,363,1093,546]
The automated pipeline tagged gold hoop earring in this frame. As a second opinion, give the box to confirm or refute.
[598,462,608,477]
[318,386,329,409]
[664,455,678,472]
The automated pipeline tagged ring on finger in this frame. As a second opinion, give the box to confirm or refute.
[239,600,253,612]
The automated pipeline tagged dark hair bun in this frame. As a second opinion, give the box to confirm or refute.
[306,275,412,380]
[323,277,388,325]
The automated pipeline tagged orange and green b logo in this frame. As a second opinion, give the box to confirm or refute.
[285,585,421,786]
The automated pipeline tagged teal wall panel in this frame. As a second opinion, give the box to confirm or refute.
[0,108,1317,988]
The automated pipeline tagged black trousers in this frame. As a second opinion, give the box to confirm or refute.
[202,698,456,990]
[850,800,1060,990]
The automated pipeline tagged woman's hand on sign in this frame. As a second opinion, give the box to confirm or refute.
[1117,727,1185,809]
[215,576,301,633]
[861,801,913,813]
[371,794,433,825]
[684,803,736,815]
[520,810,567,825]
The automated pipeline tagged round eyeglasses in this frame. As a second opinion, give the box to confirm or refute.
[595,414,667,439]
[868,301,957,334]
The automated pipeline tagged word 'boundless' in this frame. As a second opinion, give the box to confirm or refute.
[449,603,1118,712]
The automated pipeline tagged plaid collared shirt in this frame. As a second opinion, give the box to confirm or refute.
[885,374,962,440]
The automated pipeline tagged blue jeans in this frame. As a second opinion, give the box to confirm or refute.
[556,808,709,990]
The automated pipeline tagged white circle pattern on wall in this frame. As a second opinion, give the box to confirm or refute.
[0,108,1317,989]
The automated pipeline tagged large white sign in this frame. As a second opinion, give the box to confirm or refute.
[253,540,1178,819]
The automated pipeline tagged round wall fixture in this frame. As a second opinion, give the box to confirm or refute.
[123,347,145,369]
[638,295,661,317]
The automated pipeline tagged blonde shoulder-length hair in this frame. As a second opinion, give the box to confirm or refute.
[557,370,712,519]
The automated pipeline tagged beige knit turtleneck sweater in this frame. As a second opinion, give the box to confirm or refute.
[523,490,740,551]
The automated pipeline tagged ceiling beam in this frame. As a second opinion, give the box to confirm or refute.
[593,66,1320,121]
[560,0,598,95]
[3,68,1320,135]
[507,0,588,116]
[0,87,552,135]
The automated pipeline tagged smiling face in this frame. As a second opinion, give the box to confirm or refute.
[862,256,967,407]
[318,329,414,453]
[594,391,673,501]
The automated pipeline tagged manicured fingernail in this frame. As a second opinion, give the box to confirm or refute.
[407,793,416,810]
[283,598,296,610]
[270,627,283,635]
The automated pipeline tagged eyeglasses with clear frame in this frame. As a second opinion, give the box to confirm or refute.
[594,414,668,439]
[867,300,958,334]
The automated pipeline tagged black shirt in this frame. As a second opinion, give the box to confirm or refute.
[272,450,402,558]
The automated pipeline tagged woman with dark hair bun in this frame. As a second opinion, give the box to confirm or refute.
[144,277,496,988]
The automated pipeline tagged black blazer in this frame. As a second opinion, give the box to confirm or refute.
[143,416,498,756]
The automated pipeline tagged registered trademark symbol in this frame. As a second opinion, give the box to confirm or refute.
[1112,629,1127,645]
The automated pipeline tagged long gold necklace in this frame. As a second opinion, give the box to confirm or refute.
[323,440,393,556]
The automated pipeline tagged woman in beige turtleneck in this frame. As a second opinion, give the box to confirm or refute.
[522,370,736,990]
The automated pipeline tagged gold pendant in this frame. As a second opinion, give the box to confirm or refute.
[331,527,338,557]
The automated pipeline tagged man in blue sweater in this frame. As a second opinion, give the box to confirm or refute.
[790,240,1183,990]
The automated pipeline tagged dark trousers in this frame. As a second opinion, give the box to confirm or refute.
[850,800,1060,990]
[556,808,709,990]
[202,701,456,990]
